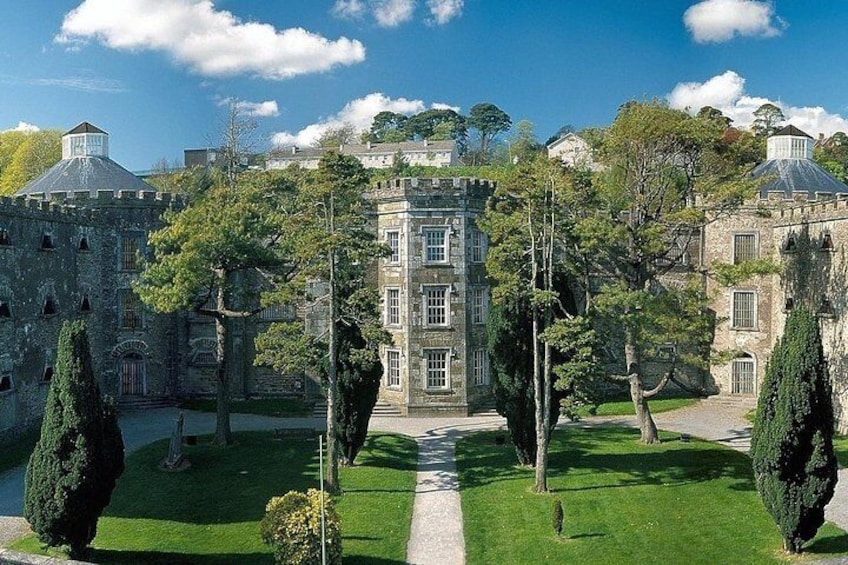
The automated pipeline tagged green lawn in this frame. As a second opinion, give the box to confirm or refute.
[458,426,848,565]
[177,397,314,418]
[0,428,39,475]
[576,397,698,419]
[13,431,416,564]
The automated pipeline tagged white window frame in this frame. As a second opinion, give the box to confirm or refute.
[422,226,450,264]
[386,349,401,389]
[732,233,758,264]
[471,287,487,325]
[423,285,450,327]
[385,287,401,326]
[472,349,489,386]
[385,230,401,263]
[470,229,487,263]
[731,290,757,330]
[424,348,450,390]
[731,355,755,395]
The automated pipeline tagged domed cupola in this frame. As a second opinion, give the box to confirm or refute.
[752,125,848,200]
[17,121,154,200]
[62,121,109,159]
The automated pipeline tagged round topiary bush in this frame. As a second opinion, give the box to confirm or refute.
[260,489,342,565]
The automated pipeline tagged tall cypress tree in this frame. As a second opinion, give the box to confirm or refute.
[24,320,125,558]
[751,307,837,553]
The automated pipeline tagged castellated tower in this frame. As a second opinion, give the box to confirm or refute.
[369,178,494,416]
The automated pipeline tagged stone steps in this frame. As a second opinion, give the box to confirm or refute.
[700,394,757,409]
[117,396,177,411]
[311,400,402,418]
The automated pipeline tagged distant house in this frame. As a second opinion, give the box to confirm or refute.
[266,140,459,170]
[546,133,599,171]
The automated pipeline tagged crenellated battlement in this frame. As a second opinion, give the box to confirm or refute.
[0,190,183,225]
[370,177,495,202]
[774,193,848,226]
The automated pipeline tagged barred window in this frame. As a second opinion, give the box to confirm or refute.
[386,349,401,388]
[386,230,400,263]
[386,288,400,326]
[472,349,488,386]
[733,234,757,264]
[120,234,142,271]
[119,290,143,330]
[425,349,449,389]
[260,304,296,321]
[471,287,487,325]
[470,229,486,263]
[424,286,449,326]
[731,355,755,395]
[732,291,756,329]
[423,227,449,263]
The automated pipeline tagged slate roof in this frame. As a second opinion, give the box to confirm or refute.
[772,124,812,139]
[65,122,107,135]
[18,155,154,198]
[752,157,848,199]
[268,139,456,160]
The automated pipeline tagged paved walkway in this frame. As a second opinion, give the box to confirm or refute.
[4,400,848,565]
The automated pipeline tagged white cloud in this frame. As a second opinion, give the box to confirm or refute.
[272,92,457,147]
[218,98,279,118]
[57,0,366,80]
[667,70,848,138]
[372,0,416,27]
[2,121,40,133]
[427,0,463,24]
[332,0,462,27]
[332,0,367,19]
[683,0,786,43]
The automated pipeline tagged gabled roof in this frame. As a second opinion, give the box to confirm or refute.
[772,125,812,139]
[546,132,587,150]
[64,122,107,135]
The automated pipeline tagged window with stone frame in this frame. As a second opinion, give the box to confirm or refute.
[423,285,449,326]
[731,290,756,329]
[423,227,449,264]
[472,349,489,386]
[79,235,90,251]
[733,233,757,264]
[40,232,55,250]
[385,288,401,326]
[386,230,401,263]
[119,233,143,271]
[0,374,12,393]
[0,228,10,246]
[42,296,57,317]
[731,354,755,395]
[79,294,92,313]
[386,349,401,388]
[821,232,834,251]
[425,349,449,389]
[0,300,10,319]
[471,287,487,325]
[119,289,143,330]
[470,229,486,263]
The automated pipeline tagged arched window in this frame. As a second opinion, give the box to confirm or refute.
[120,352,145,396]
[79,236,90,252]
[42,296,57,316]
[731,353,755,395]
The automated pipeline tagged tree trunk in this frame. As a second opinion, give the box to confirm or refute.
[325,196,340,493]
[624,332,659,444]
[213,310,232,446]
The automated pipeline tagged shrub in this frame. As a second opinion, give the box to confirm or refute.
[551,498,564,536]
[23,321,125,559]
[260,489,342,565]
[751,307,837,553]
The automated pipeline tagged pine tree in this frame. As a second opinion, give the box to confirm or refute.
[751,307,837,553]
[23,321,125,558]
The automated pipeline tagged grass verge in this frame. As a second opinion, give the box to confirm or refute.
[458,426,848,565]
[177,397,314,418]
[13,431,416,564]
[576,397,698,419]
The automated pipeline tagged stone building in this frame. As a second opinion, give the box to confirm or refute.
[704,125,848,426]
[370,178,493,416]
[267,140,459,170]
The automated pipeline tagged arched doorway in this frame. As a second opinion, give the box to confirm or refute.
[120,352,146,396]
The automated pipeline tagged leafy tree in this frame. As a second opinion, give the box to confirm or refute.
[467,102,512,164]
[752,103,785,138]
[260,489,342,565]
[581,101,754,443]
[137,172,292,445]
[214,99,259,189]
[697,106,732,128]
[24,321,124,559]
[367,111,409,143]
[503,119,543,164]
[315,124,361,148]
[405,108,467,151]
[255,153,384,491]
[751,307,837,554]
[0,130,62,195]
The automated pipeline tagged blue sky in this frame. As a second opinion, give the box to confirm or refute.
[0,0,846,171]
